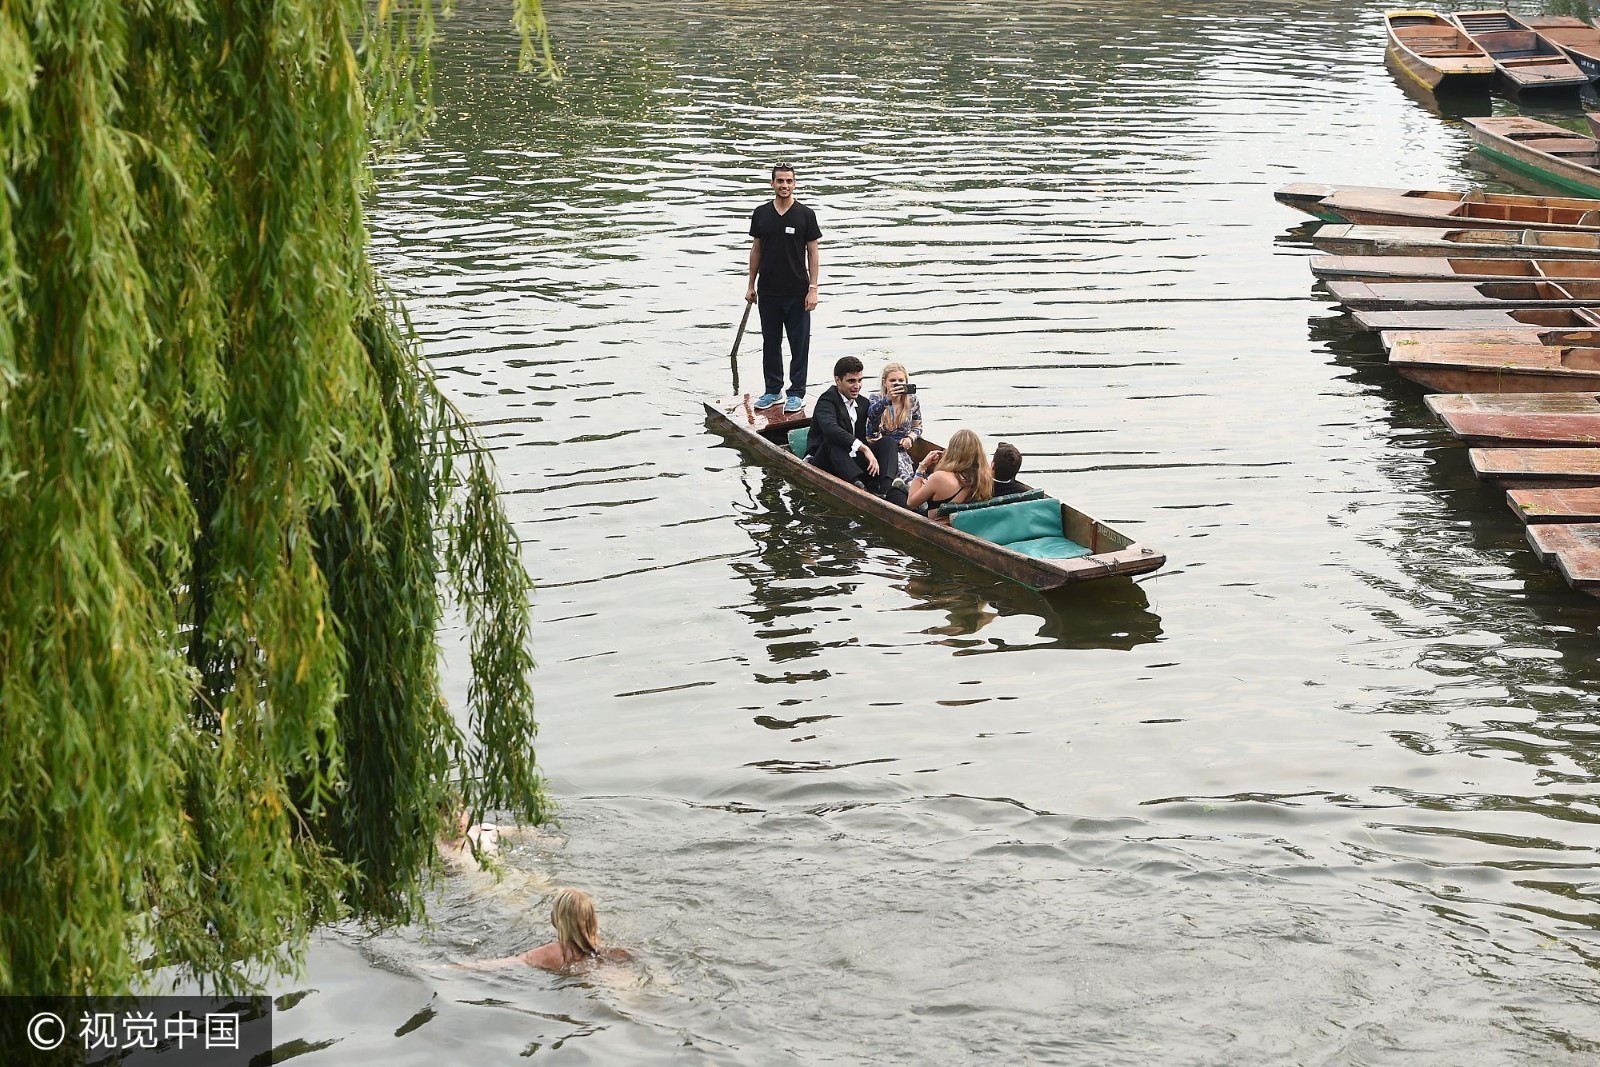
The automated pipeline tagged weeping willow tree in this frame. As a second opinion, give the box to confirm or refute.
[0,1,554,994]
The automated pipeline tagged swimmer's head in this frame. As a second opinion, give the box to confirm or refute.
[550,887,600,957]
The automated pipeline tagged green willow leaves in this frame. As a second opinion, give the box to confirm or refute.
[0,0,550,994]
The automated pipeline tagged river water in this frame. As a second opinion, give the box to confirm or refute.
[273,2,1600,1063]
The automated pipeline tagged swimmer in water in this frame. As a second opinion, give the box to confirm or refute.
[475,888,631,971]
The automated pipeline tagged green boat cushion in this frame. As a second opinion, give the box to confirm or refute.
[1004,535,1093,560]
[951,496,1091,559]
[787,427,809,457]
[939,489,1045,515]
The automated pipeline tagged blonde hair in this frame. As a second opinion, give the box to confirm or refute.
[877,363,912,432]
[550,888,600,959]
[936,429,993,502]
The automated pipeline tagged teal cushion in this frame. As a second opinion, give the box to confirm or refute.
[1005,535,1092,560]
[787,427,810,457]
[952,496,1064,544]
[940,489,1045,515]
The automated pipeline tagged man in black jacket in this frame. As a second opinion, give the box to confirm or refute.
[805,356,902,502]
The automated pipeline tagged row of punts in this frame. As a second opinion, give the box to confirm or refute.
[1283,23,1600,595]
[1386,9,1600,94]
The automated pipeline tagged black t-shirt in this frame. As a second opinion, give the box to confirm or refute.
[991,479,1025,498]
[749,200,821,297]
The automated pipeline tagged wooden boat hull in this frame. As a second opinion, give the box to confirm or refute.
[1389,339,1600,392]
[1279,182,1600,228]
[1386,11,1496,91]
[703,396,1164,592]
[1327,278,1600,311]
[1312,224,1600,259]
[1524,16,1600,80]
[1465,116,1600,199]
[1382,327,1600,352]
[1471,446,1600,487]
[1311,254,1600,283]
[1425,390,1600,445]
[1351,306,1600,330]
[1507,485,1600,522]
[1525,522,1600,594]
[1452,10,1590,91]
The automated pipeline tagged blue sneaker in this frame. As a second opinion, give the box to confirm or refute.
[754,393,781,410]
[783,395,805,414]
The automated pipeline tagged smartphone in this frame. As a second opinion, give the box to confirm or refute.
[900,383,917,395]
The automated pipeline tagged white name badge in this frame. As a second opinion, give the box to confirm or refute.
[785,226,795,234]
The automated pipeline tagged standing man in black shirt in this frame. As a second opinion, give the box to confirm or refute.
[746,162,821,415]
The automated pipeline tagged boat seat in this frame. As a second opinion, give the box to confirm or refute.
[939,489,1046,514]
[951,496,1092,560]
[787,427,809,456]
[1580,210,1600,227]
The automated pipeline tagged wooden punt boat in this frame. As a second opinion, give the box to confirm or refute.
[702,395,1164,592]
[1382,327,1600,352]
[1451,10,1589,91]
[1464,116,1600,198]
[1327,278,1600,311]
[1425,390,1600,445]
[1277,182,1600,227]
[1312,224,1600,259]
[1508,485,1600,522]
[1471,446,1600,487]
[1351,306,1600,330]
[1311,254,1600,283]
[1385,10,1496,91]
[1523,16,1600,80]
[1388,338,1600,392]
[1525,522,1600,594]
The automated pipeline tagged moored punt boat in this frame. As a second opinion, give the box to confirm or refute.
[1523,16,1600,80]
[702,395,1164,592]
[1464,116,1600,199]
[1327,278,1600,311]
[1385,10,1496,91]
[1470,446,1600,487]
[1311,254,1600,283]
[1523,522,1600,594]
[1451,10,1590,92]
[1312,223,1600,259]
[1425,390,1600,446]
[1277,182,1600,227]
[1389,338,1600,392]
[1351,306,1600,330]
[1507,486,1600,522]
[1381,326,1600,352]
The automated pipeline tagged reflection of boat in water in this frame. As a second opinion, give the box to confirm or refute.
[705,395,1164,594]
[730,465,1165,653]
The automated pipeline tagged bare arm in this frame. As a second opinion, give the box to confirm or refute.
[747,240,761,303]
[804,240,820,311]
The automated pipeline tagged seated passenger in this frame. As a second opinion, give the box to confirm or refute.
[907,428,993,519]
[804,355,898,498]
[990,441,1024,498]
[866,362,923,485]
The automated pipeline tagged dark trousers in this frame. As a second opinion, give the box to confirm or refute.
[758,292,810,398]
[813,437,905,505]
